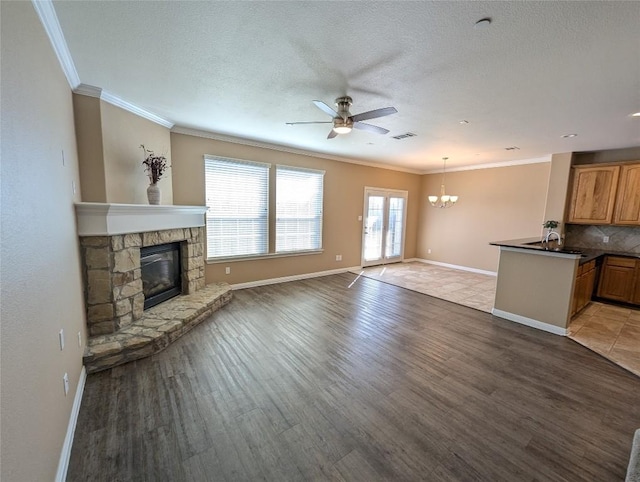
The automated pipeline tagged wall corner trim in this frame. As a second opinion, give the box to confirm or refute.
[55,366,86,482]
[491,308,568,336]
[230,266,362,290]
[32,0,81,89]
[410,258,497,277]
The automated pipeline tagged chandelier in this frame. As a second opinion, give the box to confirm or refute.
[428,157,458,208]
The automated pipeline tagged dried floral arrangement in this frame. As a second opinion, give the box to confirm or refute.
[140,145,168,184]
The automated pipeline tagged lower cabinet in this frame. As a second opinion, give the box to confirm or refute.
[572,260,597,317]
[597,256,638,303]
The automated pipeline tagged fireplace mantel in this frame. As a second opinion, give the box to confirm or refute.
[75,202,207,236]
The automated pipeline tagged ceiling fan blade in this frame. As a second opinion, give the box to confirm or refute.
[351,106,397,123]
[353,122,390,135]
[313,100,339,118]
[327,129,338,139]
[286,121,333,125]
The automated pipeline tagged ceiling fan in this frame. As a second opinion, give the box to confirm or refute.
[286,96,397,139]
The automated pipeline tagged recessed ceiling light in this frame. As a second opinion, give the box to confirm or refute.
[632,112,640,117]
[459,120,469,124]
[562,134,578,138]
[475,17,492,28]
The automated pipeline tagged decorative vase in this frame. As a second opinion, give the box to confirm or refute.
[147,183,161,205]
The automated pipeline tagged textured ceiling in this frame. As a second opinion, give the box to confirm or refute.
[53,1,640,172]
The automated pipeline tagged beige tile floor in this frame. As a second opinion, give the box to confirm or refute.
[353,261,497,313]
[569,302,640,377]
[354,261,640,377]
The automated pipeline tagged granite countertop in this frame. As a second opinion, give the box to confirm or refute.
[490,237,640,265]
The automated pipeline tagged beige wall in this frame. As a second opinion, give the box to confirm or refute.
[573,145,640,165]
[101,101,173,204]
[171,133,421,284]
[494,250,577,329]
[73,94,107,202]
[73,95,173,204]
[416,162,551,273]
[543,152,573,232]
[1,2,87,480]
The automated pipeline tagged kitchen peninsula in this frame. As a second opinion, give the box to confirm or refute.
[490,238,583,335]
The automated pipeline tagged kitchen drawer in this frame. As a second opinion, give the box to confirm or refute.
[606,256,637,268]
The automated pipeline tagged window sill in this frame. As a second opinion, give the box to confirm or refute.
[207,249,324,264]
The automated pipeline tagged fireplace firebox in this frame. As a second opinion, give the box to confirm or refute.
[141,242,182,309]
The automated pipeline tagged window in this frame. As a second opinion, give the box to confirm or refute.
[204,156,270,258]
[276,165,324,253]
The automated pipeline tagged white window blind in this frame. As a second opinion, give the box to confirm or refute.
[205,156,270,258]
[276,165,324,253]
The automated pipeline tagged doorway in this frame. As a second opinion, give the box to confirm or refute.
[361,188,408,267]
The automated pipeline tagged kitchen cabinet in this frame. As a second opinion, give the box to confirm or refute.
[597,256,637,303]
[567,165,620,224]
[613,164,640,225]
[571,260,596,317]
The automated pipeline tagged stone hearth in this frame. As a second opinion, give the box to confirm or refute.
[75,203,232,372]
[84,283,231,373]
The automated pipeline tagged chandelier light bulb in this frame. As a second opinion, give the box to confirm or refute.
[428,157,458,208]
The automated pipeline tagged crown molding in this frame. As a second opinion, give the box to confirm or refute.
[100,91,174,128]
[73,84,174,129]
[73,83,102,98]
[32,1,172,129]
[32,0,80,89]
[420,155,551,175]
[171,126,424,174]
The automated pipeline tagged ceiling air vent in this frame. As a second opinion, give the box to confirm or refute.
[392,132,417,140]
[504,146,520,150]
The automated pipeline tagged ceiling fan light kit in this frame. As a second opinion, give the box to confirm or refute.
[288,96,397,139]
[429,157,459,208]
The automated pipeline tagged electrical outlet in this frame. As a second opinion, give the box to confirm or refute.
[428,249,432,254]
[59,329,64,350]
[225,267,231,275]
[61,149,65,166]
[72,180,76,195]
[603,236,610,243]
[336,255,342,261]
[358,215,363,221]
[63,373,69,396]
[77,331,82,347]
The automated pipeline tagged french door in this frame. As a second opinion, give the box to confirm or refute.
[361,188,408,267]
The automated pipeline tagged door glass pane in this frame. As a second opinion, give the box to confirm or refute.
[385,197,405,258]
[364,195,385,262]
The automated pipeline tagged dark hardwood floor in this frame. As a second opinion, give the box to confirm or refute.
[67,273,640,481]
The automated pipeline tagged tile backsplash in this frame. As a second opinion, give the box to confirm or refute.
[565,224,640,253]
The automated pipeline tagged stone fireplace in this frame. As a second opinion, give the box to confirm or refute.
[75,203,232,373]
[79,227,206,336]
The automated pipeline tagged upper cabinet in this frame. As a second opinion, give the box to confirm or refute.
[613,164,640,225]
[567,165,620,224]
[567,162,640,226]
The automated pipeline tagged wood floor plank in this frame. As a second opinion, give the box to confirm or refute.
[67,273,640,481]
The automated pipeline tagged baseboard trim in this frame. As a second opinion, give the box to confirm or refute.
[55,366,86,482]
[231,266,362,290]
[491,308,568,336]
[408,258,497,277]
